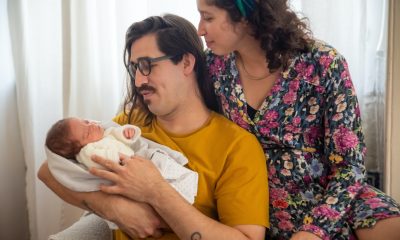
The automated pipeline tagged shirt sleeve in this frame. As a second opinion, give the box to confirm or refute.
[215,133,270,228]
[299,54,367,239]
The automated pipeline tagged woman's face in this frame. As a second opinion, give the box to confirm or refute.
[197,0,248,55]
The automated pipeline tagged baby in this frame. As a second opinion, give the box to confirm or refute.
[45,117,198,204]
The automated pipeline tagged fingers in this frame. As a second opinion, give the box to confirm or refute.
[99,184,122,195]
[89,166,120,183]
[91,155,121,171]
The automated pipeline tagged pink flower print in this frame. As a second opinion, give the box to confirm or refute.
[345,79,353,88]
[289,80,300,91]
[333,126,359,154]
[209,57,226,76]
[275,211,291,220]
[269,165,277,176]
[265,110,279,122]
[270,188,288,200]
[271,84,282,94]
[305,64,315,78]
[355,105,361,117]
[306,114,316,122]
[231,111,249,130]
[283,91,297,104]
[303,175,312,184]
[281,168,291,176]
[315,86,325,93]
[269,122,279,128]
[259,127,270,135]
[272,199,289,209]
[292,116,301,126]
[285,124,302,134]
[278,220,294,231]
[347,182,363,198]
[285,124,296,132]
[374,212,391,219]
[332,113,343,121]
[308,75,320,86]
[295,62,307,74]
[284,133,294,142]
[272,177,281,184]
[341,70,350,81]
[360,191,377,199]
[365,198,388,209]
[319,55,333,69]
[304,126,322,145]
[313,204,341,220]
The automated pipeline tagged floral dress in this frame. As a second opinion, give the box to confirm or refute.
[205,41,400,240]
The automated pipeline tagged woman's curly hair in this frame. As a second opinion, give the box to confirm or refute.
[206,0,314,71]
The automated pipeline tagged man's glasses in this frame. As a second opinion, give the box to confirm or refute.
[127,55,175,79]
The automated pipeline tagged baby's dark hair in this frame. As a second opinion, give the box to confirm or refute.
[45,118,82,160]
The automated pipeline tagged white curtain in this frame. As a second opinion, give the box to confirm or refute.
[291,0,388,182]
[2,0,386,239]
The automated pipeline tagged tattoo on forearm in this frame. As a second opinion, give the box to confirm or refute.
[190,232,202,240]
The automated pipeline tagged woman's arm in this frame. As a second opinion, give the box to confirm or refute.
[37,161,164,238]
[90,155,266,240]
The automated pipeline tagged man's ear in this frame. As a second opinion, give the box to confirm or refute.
[182,53,196,76]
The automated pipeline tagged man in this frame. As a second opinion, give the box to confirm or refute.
[38,14,269,240]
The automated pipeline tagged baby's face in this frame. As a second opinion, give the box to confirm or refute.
[68,118,104,146]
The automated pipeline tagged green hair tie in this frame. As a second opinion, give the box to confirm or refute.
[235,0,247,17]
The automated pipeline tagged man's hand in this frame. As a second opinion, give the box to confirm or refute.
[89,154,164,203]
[123,127,135,139]
[290,231,322,240]
[108,197,165,238]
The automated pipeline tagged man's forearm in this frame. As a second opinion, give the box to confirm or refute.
[149,182,265,240]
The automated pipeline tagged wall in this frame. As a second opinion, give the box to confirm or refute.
[385,0,400,202]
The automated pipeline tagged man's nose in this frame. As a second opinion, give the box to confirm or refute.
[134,72,149,87]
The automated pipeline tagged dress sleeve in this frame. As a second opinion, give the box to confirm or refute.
[299,54,367,238]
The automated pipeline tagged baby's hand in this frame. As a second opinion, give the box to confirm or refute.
[123,127,135,139]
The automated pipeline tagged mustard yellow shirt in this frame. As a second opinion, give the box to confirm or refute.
[113,111,269,240]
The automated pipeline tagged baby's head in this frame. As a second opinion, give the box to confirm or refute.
[46,117,104,159]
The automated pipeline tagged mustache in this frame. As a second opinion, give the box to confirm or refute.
[136,84,156,94]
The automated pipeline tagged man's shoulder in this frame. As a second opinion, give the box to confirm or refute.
[209,112,256,140]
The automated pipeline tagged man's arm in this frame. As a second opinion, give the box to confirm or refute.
[149,180,265,240]
[37,161,164,238]
[91,155,266,240]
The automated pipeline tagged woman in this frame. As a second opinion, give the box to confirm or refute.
[197,0,400,239]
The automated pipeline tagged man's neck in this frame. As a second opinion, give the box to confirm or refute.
[156,103,211,136]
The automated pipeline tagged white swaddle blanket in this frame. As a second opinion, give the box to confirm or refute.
[46,121,198,229]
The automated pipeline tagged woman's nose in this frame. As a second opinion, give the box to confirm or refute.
[197,22,206,36]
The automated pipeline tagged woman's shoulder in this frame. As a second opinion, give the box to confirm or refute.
[302,39,346,63]
[205,49,235,67]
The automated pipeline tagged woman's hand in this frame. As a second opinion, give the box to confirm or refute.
[290,231,322,240]
[89,154,165,203]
